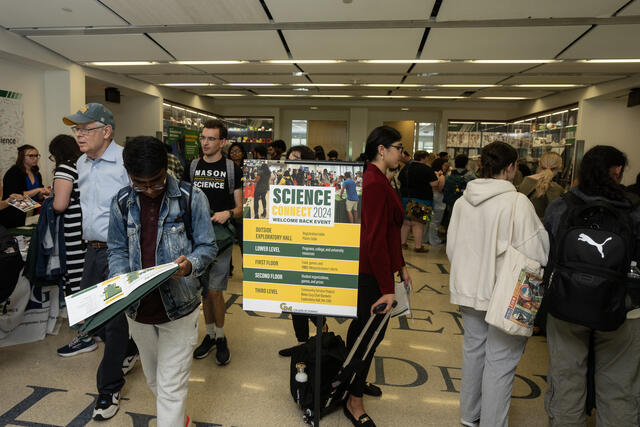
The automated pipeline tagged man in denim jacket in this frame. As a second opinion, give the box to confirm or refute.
[107,136,216,427]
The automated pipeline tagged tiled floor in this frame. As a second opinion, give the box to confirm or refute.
[0,244,567,426]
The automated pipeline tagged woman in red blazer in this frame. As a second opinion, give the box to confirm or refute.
[344,126,413,427]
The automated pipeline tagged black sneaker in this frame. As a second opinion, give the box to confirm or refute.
[92,392,120,420]
[215,337,230,365]
[57,334,97,357]
[193,335,215,359]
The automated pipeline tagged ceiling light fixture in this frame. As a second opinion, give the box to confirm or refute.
[204,93,246,97]
[292,72,307,76]
[450,121,476,124]
[256,94,304,97]
[310,94,352,98]
[359,60,449,64]
[481,122,507,125]
[437,84,497,88]
[421,96,465,99]
[401,108,409,111]
[363,95,410,98]
[514,84,581,88]
[552,110,569,115]
[263,60,345,64]
[579,59,640,63]
[170,60,247,65]
[293,87,309,92]
[160,83,213,87]
[310,106,319,110]
[480,96,528,100]
[291,83,351,87]
[363,84,422,87]
[224,83,281,86]
[467,60,557,64]
[84,61,158,66]
[570,107,579,111]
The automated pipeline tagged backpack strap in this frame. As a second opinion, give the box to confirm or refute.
[117,186,132,228]
[189,158,199,183]
[178,181,194,242]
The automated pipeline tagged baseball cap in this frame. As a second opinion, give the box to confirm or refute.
[63,103,115,129]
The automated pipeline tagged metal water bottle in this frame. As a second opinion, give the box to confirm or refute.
[295,362,308,407]
[626,261,640,319]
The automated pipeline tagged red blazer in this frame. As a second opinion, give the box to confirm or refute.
[359,164,405,294]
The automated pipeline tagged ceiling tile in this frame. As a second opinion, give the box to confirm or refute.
[528,62,640,74]
[28,34,174,61]
[300,63,410,74]
[469,89,553,98]
[421,26,590,60]
[150,31,287,60]
[191,63,299,74]
[266,0,433,21]
[412,62,534,73]
[614,1,640,16]
[128,74,216,85]
[404,74,508,84]
[218,74,310,84]
[438,0,626,20]
[309,75,405,84]
[0,0,125,28]
[88,64,200,74]
[101,0,268,25]
[502,74,625,85]
[559,24,640,59]
[284,29,424,60]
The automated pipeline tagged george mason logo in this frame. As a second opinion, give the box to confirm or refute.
[103,283,123,302]
[79,104,89,113]
[280,302,292,312]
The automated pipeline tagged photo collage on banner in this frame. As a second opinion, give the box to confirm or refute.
[242,160,364,317]
[0,90,24,179]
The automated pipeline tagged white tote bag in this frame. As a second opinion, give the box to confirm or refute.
[391,281,411,318]
[485,194,544,337]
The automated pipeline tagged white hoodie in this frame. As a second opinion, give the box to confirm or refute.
[447,178,549,311]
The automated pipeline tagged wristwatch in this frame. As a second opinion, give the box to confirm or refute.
[228,209,234,219]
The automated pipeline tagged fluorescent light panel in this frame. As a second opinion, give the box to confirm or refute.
[364,84,422,87]
[205,93,246,97]
[364,95,409,98]
[160,83,213,87]
[224,83,281,86]
[256,94,303,97]
[170,60,247,65]
[515,84,581,88]
[438,84,497,87]
[480,96,528,100]
[450,121,476,124]
[580,59,640,63]
[310,95,352,98]
[85,61,157,66]
[421,96,465,99]
[263,60,345,64]
[359,59,449,64]
[467,60,557,64]
[290,83,351,87]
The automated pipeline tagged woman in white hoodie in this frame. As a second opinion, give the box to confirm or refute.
[447,141,549,427]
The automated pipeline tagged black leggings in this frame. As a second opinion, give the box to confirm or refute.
[346,273,388,397]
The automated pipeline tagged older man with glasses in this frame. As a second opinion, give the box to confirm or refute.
[59,103,138,421]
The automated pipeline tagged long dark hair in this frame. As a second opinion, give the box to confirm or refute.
[578,145,628,201]
[16,144,39,174]
[364,126,401,162]
[481,141,518,178]
[49,134,81,167]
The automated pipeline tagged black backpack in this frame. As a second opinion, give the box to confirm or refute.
[0,225,24,305]
[545,192,636,331]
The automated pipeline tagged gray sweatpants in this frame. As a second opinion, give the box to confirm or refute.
[460,306,528,427]
[545,314,640,427]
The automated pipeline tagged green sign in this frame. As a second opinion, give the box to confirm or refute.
[167,126,200,160]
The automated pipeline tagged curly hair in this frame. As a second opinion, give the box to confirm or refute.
[578,145,627,201]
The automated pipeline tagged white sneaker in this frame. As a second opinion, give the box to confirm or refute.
[122,353,139,375]
[461,419,479,427]
[93,392,120,420]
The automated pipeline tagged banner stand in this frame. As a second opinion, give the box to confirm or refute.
[314,314,322,427]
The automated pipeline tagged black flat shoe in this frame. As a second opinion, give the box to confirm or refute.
[343,403,376,427]
[363,383,382,397]
[278,345,298,357]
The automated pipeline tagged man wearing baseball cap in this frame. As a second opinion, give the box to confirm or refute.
[59,103,136,420]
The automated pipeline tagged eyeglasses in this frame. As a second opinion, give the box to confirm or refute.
[388,144,404,151]
[131,177,166,192]
[229,149,243,153]
[25,154,41,158]
[199,136,223,143]
[71,125,105,135]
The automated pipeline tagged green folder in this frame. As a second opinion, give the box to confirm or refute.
[76,265,178,335]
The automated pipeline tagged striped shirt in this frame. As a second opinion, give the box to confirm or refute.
[54,162,86,293]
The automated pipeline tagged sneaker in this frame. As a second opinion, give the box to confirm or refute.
[122,353,139,375]
[92,392,120,420]
[193,335,215,359]
[57,335,98,357]
[460,419,480,427]
[215,337,230,365]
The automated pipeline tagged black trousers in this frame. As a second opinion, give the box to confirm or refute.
[291,314,326,343]
[81,246,130,395]
[346,273,388,397]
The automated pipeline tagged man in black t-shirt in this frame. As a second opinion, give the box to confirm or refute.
[186,120,242,366]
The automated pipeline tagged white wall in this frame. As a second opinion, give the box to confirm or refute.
[86,94,163,143]
[576,98,640,186]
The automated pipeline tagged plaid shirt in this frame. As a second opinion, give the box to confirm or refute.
[167,153,184,179]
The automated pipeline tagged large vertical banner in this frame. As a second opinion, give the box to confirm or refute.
[0,90,24,180]
[243,160,364,317]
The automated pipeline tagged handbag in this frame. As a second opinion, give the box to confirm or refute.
[485,193,544,336]
[405,164,432,224]
[390,281,411,318]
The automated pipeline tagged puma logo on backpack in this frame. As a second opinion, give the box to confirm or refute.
[577,233,612,259]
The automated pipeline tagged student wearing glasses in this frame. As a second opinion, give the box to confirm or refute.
[108,136,215,427]
[1,144,49,227]
[60,103,138,421]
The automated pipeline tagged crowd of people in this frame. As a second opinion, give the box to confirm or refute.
[1,102,640,427]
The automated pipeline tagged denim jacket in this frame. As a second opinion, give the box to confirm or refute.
[35,196,66,281]
[107,174,217,321]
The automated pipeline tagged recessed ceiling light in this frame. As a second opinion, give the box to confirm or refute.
[293,87,309,92]
[310,106,319,110]
[480,96,528,100]
[579,59,640,63]
[421,96,465,99]
[263,60,345,64]
[256,94,304,97]
[310,95,352,98]
[291,83,351,87]
[514,84,581,88]
[437,84,497,88]
[363,84,422,87]
[417,73,439,77]
[359,60,449,64]
[292,72,307,76]
[224,83,281,86]
[401,108,409,111]
[170,61,247,65]
[364,95,410,98]
[204,94,246,97]
[160,83,213,87]
[85,61,158,66]
[467,60,557,64]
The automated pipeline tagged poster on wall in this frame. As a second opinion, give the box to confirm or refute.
[167,125,201,160]
[242,160,363,318]
[0,90,24,180]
